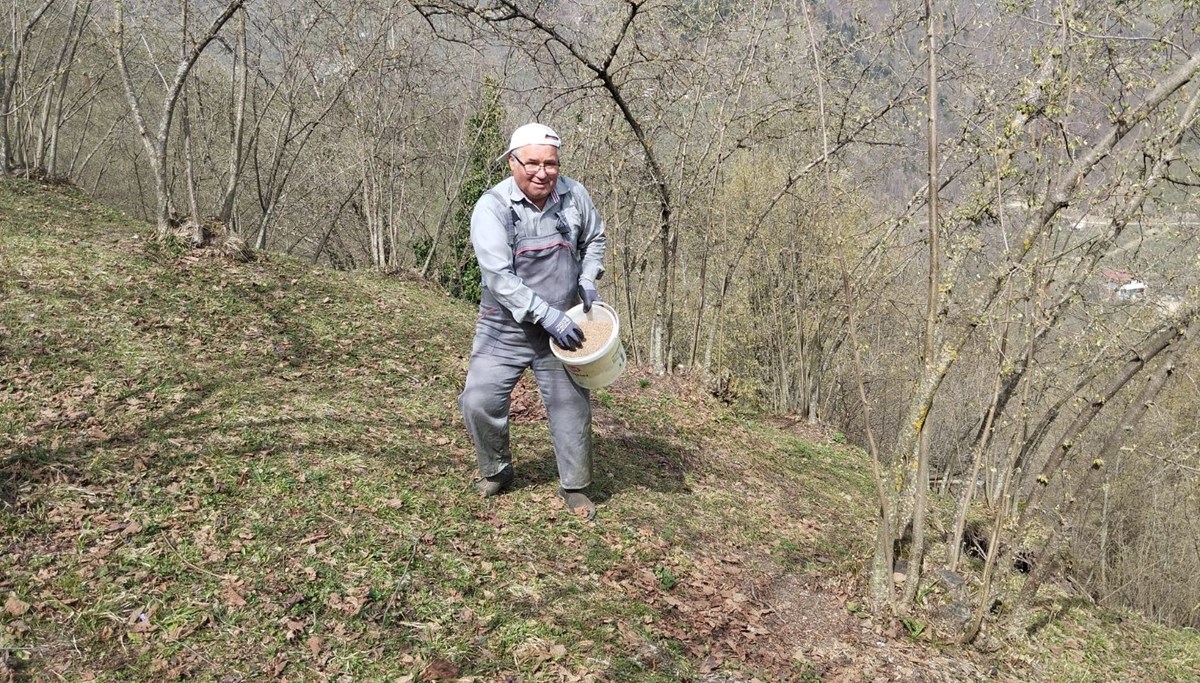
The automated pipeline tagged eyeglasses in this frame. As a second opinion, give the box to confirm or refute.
[511,154,560,175]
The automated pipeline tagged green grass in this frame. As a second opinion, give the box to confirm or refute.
[1018,603,1200,683]
[2,177,1199,681]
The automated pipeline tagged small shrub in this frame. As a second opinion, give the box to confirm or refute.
[653,565,677,590]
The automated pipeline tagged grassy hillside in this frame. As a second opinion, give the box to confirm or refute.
[1,177,1197,682]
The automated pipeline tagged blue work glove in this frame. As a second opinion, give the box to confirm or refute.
[541,308,585,351]
[579,285,601,313]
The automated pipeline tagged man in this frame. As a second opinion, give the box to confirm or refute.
[458,123,607,519]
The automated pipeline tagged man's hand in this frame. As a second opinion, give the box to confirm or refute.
[541,308,585,351]
[579,285,601,313]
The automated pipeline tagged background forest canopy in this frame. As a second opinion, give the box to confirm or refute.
[5,0,1200,632]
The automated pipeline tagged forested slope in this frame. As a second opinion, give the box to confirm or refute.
[2,180,1199,681]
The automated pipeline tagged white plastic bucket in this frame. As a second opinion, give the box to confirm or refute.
[550,301,627,389]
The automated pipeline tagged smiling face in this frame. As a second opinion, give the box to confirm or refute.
[508,144,560,209]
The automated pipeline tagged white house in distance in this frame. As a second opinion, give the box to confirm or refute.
[1100,268,1147,301]
[1119,280,1147,300]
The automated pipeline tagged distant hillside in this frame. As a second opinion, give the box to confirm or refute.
[2,177,1197,682]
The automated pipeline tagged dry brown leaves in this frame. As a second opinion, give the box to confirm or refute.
[510,374,547,423]
[595,534,996,682]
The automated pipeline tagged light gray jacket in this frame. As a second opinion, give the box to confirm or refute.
[470,175,606,324]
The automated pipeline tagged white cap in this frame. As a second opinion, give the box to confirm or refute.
[498,123,561,162]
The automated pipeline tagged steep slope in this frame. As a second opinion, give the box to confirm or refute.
[1,178,1197,682]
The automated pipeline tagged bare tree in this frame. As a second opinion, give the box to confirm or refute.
[216,6,246,226]
[30,0,91,176]
[883,30,1200,602]
[112,0,243,237]
[899,0,942,608]
[178,0,203,241]
[1,0,57,173]
[1020,315,1198,604]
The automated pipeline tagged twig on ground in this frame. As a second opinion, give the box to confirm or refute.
[162,534,234,581]
[381,538,421,624]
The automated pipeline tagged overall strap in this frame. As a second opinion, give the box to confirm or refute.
[487,183,576,245]
[486,188,519,249]
[555,184,574,239]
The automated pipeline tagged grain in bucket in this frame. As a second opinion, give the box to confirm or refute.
[550,301,627,389]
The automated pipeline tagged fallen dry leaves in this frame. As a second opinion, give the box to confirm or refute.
[593,530,997,682]
[3,595,30,618]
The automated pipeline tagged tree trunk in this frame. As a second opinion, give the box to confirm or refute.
[1,0,57,173]
[1015,311,1195,539]
[946,298,1011,570]
[960,266,1042,644]
[218,8,248,227]
[255,109,290,250]
[178,0,201,241]
[797,0,893,608]
[689,137,723,370]
[181,81,203,241]
[312,180,361,265]
[46,0,91,177]
[421,107,480,278]
[33,0,84,171]
[252,61,356,252]
[901,0,940,607]
[650,205,670,374]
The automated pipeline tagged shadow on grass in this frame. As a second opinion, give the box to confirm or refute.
[0,366,396,505]
[1,373,225,506]
[505,430,691,503]
[1025,596,1097,636]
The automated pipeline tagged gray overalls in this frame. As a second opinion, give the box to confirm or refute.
[458,176,607,489]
